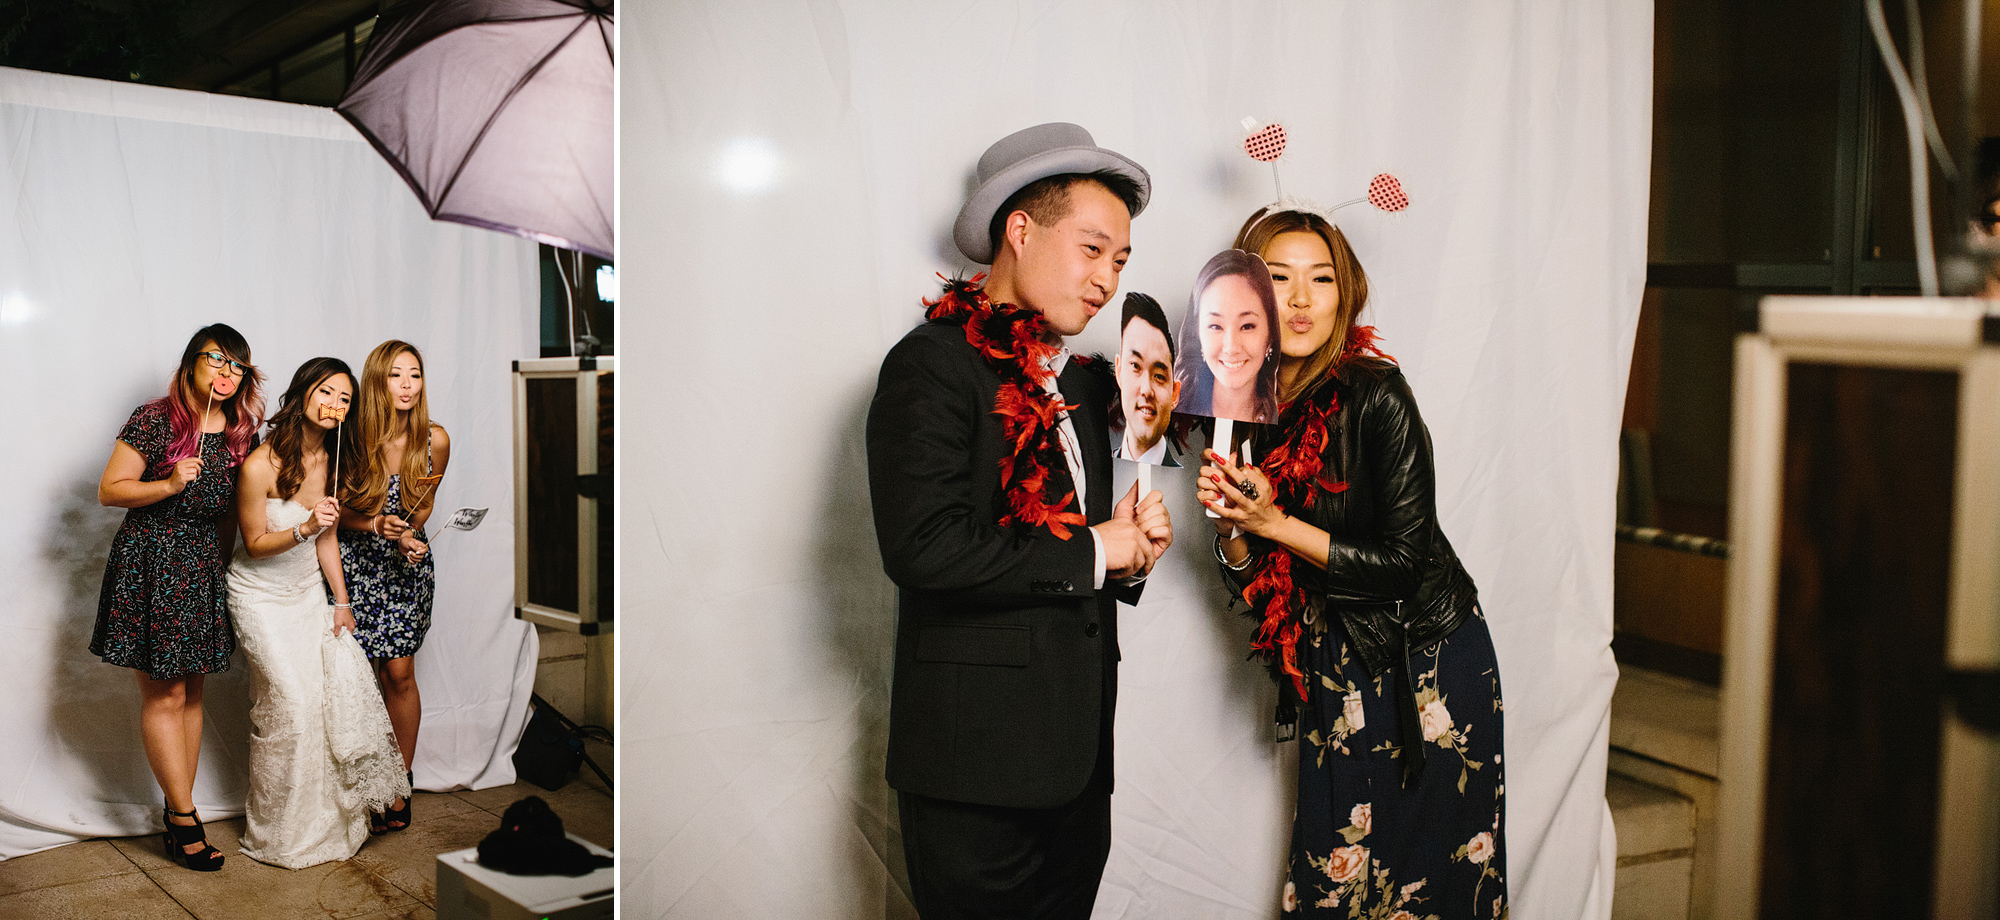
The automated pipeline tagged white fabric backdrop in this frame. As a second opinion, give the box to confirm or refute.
[624,2,1649,917]
[0,67,540,858]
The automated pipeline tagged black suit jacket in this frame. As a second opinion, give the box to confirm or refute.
[867,321,1140,809]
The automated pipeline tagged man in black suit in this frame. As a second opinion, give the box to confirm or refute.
[866,122,1173,919]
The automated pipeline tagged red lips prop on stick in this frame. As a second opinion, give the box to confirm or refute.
[177,380,221,464]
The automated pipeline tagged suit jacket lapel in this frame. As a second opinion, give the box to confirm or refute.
[1057,361,1113,526]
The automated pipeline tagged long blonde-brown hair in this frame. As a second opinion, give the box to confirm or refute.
[341,340,434,515]
[1232,208,1384,404]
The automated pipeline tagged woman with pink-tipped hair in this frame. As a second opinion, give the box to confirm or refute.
[92,323,265,872]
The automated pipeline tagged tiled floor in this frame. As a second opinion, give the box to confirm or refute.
[0,744,611,920]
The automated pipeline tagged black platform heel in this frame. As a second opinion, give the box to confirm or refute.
[162,803,224,871]
[373,772,413,835]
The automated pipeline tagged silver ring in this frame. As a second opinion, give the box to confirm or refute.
[1237,479,1259,501]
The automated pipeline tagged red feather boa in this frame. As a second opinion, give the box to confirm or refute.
[1240,325,1390,701]
[923,275,1090,540]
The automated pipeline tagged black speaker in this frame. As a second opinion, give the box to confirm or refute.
[513,698,585,791]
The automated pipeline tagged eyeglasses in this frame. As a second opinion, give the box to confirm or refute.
[199,351,253,376]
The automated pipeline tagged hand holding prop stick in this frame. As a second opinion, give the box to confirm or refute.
[1192,434,1256,540]
[393,477,448,567]
[171,379,222,470]
[401,506,487,563]
[1203,419,1252,520]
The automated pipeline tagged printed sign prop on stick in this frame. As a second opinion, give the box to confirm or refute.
[433,506,487,537]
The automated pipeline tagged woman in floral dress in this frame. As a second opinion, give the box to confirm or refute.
[338,339,450,833]
[1201,208,1506,919]
[92,323,264,871]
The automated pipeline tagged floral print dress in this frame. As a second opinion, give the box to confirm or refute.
[1284,610,1507,920]
[91,403,246,679]
[338,438,435,660]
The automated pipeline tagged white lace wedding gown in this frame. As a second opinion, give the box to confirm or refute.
[228,499,409,869]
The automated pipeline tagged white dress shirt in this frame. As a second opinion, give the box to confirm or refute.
[1045,348,1145,589]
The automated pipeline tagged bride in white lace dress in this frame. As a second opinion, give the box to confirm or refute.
[227,357,407,869]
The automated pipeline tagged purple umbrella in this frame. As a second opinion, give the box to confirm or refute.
[337,0,613,259]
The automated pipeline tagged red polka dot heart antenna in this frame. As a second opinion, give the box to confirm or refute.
[1242,118,1289,197]
[1341,173,1410,213]
[1240,117,1412,230]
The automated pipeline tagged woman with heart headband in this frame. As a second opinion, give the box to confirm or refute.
[228,357,408,867]
[337,339,451,834]
[91,323,265,872]
[1200,196,1508,915]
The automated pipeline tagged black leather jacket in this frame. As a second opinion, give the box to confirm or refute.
[1228,361,1478,763]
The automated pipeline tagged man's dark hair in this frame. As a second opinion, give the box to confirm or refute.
[987,169,1146,255]
[1120,292,1174,362]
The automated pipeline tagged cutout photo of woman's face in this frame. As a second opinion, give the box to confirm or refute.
[1174,249,1279,424]
[1200,274,1268,394]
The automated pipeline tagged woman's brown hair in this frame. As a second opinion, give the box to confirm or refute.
[1232,208,1384,404]
[265,358,354,500]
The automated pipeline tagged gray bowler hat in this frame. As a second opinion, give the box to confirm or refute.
[952,122,1151,264]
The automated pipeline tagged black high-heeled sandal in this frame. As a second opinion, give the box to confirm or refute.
[372,772,413,836]
[162,803,224,871]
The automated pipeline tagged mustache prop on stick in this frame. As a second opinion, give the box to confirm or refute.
[404,472,444,517]
[395,470,446,567]
[318,402,349,502]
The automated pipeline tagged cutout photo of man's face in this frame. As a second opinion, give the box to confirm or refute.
[1115,303,1179,465]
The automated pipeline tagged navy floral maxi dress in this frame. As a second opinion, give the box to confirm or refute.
[91,403,244,679]
[339,448,434,660]
[1230,365,1507,920]
[1287,611,1506,918]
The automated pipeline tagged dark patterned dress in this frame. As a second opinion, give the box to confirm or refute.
[338,440,435,659]
[1243,368,1507,919]
[91,403,244,679]
[1286,611,1507,919]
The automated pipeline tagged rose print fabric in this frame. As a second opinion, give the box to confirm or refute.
[1284,610,1507,919]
